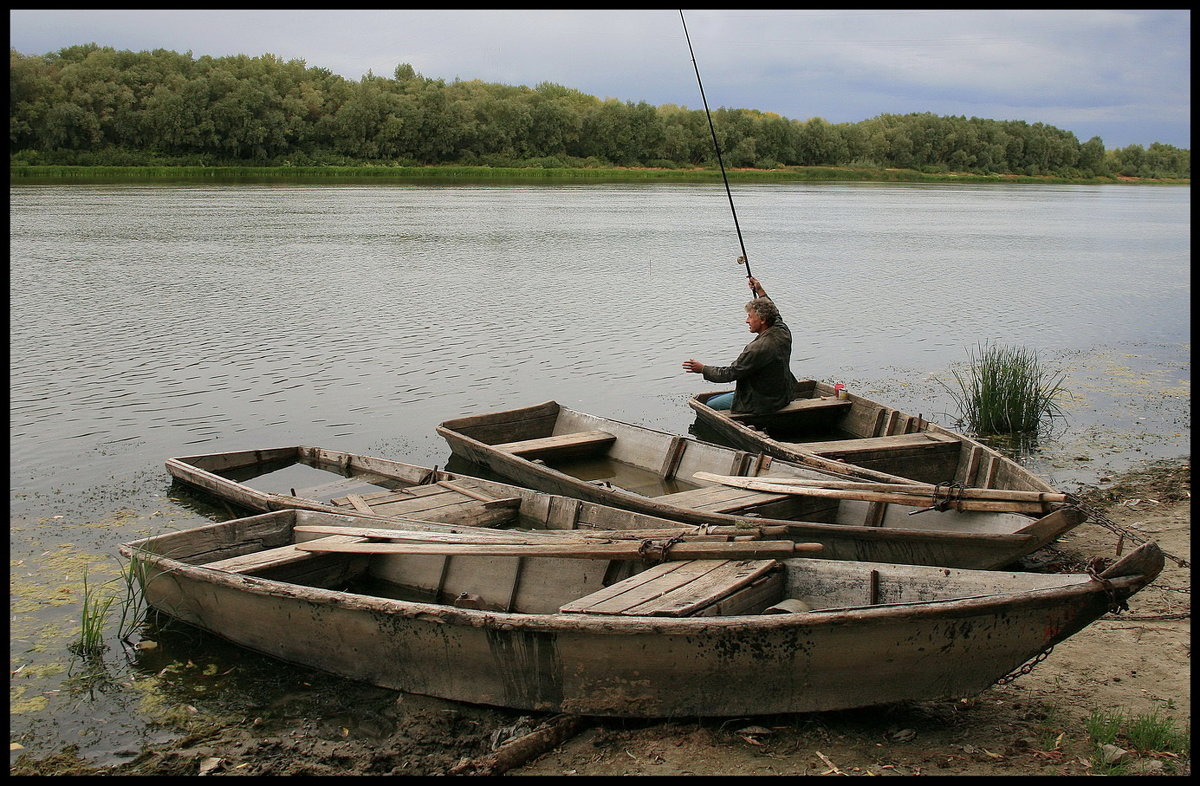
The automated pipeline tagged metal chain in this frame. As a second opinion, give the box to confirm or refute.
[1066,496,1190,567]
[994,645,1055,686]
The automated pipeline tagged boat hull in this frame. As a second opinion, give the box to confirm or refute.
[122,509,1162,717]
[436,402,1084,569]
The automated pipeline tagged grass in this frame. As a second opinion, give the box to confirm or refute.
[69,556,153,658]
[115,554,152,642]
[940,342,1067,437]
[70,567,116,657]
[1085,707,1190,774]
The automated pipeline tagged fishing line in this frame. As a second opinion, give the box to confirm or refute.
[680,9,753,281]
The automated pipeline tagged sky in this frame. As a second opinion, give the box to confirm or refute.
[8,9,1191,150]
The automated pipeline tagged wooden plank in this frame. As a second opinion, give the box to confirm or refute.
[436,479,497,502]
[693,473,1068,503]
[493,430,615,460]
[294,524,562,543]
[560,559,780,617]
[864,501,888,527]
[204,534,366,574]
[345,494,374,514]
[727,397,851,421]
[367,498,521,528]
[293,540,816,560]
[654,485,793,513]
[558,561,707,614]
[964,445,983,487]
[799,431,957,455]
[659,436,687,480]
[691,474,1047,513]
[627,559,780,616]
[983,454,1000,489]
[292,473,389,499]
[871,408,888,437]
[729,450,753,475]
[330,484,445,507]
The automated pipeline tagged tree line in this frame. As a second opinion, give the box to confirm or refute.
[9,44,1190,179]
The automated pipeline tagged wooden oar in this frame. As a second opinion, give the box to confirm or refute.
[293,523,794,543]
[294,539,822,560]
[693,472,1069,504]
[691,473,1049,514]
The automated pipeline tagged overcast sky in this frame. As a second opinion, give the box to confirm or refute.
[9,9,1191,149]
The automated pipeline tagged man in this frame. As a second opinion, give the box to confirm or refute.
[682,276,796,414]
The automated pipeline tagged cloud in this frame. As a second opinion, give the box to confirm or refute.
[8,8,1189,148]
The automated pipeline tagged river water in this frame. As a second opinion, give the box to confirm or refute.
[8,181,1190,763]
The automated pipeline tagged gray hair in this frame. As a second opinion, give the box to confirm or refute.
[745,297,780,326]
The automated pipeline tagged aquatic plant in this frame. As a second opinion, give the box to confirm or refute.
[940,342,1067,436]
[115,554,151,642]
[70,567,115,657]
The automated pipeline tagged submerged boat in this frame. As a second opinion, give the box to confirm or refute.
[434,402,1084,569]
[689,381,1058,491]
[120,508,1162,717]
[165,445,766,537]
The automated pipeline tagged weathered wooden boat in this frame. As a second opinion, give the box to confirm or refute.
[435,402,1085,569]
[119,508,1163,717]
[165,445,773,537]
[689,381,1059,491]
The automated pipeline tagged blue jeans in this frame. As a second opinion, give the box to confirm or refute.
[706,392,735,410]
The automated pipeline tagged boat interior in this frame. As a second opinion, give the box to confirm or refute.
[130,510,1084,620]
[695,382,1043,489]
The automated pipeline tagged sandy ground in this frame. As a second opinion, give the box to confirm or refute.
[12,459,1189,777]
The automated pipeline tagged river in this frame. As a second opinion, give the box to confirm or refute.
[8,181,1190,764]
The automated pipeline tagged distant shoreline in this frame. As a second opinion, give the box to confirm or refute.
[8,164,1189,186]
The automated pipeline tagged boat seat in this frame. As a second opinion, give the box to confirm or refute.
[493,430,616,460]
[203,534,366,575]
[728,397,851,421]
[654,484,794,514]
[796,431,958,456]
[559,559,782,617]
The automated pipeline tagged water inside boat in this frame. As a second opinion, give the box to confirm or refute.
[540,455,701,497]
[217,455,404,503]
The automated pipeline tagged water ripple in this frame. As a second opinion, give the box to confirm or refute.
[9,183,1190,492]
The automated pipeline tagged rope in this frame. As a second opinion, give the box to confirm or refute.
[638,533,687,564]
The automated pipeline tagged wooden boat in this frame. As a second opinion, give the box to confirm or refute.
[688,381,1059,491]
[119,508,1163,717]
[164,445,772,537]
[435,402,1085,569]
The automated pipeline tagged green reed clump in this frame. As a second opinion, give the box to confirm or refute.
[941,342,1067,436]
[70,567,116,657]
[115,554,152,642]
[69,557,153,658]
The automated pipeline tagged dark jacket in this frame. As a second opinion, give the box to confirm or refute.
[701,319,796,414]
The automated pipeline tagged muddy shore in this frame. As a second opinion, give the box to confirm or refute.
[12,458,1189,777]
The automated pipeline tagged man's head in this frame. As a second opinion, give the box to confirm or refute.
[744,297,779,333]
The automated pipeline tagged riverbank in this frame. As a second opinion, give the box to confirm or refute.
[8,163,1188,186]
[11,457,1189,777]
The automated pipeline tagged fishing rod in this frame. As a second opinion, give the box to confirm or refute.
[679,9,753,282]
